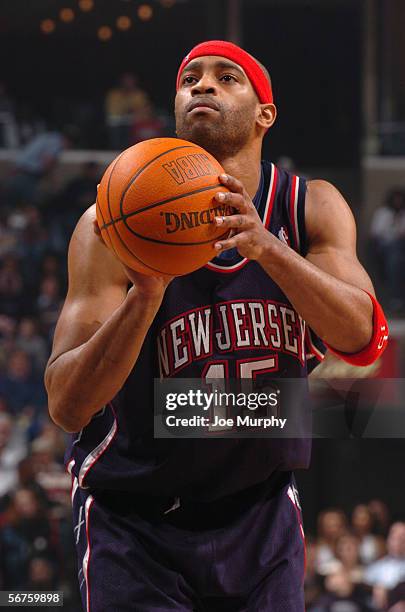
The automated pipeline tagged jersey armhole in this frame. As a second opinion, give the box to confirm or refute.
[286,174,308,257]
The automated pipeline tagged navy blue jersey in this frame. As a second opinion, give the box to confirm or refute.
[65,161,326,501]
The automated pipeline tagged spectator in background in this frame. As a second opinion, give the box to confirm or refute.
[30,433,71,507]
[369,499,391,537]
[0,212,18,257]
[365,522,405,590]
[316,509,348,575]
[132,102,165,143]
[0,315,17,372]
[3,125,77,209]
[0,413,26,501]
[352,503,386,565]
[105,73,149,150]
[0,487,56,589]
[369,189,405,314]
[0,82,18,148]
[15,317,48,373]
[57,161,99,215]
[26,556,57,591]
[46,162,100,253]
[0,349,46,417]
[36,275,62,341]
[0,255,24,317]
[17,206,49,264]
[334,533,365,583]
[314,569,375,611]
[29,253,66,299]
[3,206,50,291]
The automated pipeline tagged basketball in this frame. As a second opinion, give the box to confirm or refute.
[96,138,232,276]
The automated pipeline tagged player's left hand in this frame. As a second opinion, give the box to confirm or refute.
[214,174,274,261]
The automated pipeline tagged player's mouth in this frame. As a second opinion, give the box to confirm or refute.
[187,99,220,114]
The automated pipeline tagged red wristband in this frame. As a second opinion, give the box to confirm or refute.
[325,292,389,367]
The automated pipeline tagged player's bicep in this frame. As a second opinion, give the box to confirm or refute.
[305,180,375,294]
[48,206,128,364]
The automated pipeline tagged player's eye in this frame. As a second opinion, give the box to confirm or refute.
[183,76,197,85]
[221,74,237,83]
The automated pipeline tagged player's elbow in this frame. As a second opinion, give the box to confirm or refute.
[47,394,89,433]
[48,404,85,434]
[45,367,89,433]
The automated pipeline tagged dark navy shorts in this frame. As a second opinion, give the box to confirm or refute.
[71,472,305,611]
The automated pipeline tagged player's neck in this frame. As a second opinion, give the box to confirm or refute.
[219,146,262,200]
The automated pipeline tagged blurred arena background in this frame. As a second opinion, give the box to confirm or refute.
[0,0,404,610]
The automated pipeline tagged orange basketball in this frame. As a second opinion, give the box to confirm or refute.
[96,138,232,276]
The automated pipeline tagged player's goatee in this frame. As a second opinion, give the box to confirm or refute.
[176,107,255,159]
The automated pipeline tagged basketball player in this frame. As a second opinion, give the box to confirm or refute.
[45,41,389,611]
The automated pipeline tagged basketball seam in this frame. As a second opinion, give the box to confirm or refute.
[96,195,113,250]
[102,183,222,230]
[105,152,162,274]
[115,222,230,247]
[104,152,126,262]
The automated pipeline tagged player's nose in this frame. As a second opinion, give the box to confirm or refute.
[190,73,217,96]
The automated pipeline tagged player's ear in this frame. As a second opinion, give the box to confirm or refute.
[257,103,277,131]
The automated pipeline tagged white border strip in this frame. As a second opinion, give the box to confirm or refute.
[307,329,326,361]
[78,418,117,487]
[71,476,79,505]
[67,458,75,475]
[82,495,94,612]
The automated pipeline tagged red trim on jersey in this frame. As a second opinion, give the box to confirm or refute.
[289,175,300,251]
[263,165,278,229]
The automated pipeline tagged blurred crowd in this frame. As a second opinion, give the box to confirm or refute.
[0,152,93,607]
[306,504,405,611]
[0,73,174,151]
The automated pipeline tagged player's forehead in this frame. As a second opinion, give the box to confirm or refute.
[181,55,248,79]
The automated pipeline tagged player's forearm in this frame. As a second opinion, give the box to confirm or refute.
[46,288,162,433]
[258,240,373,353]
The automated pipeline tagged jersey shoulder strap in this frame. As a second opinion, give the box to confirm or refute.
[264,162,308,256]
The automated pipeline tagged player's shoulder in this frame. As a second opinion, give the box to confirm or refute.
[306,179,343,201]
[68,204,127,288]
[306,179,354,217]
[305,179,356,244]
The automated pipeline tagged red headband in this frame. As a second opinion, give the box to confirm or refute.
[176,40,273,104]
